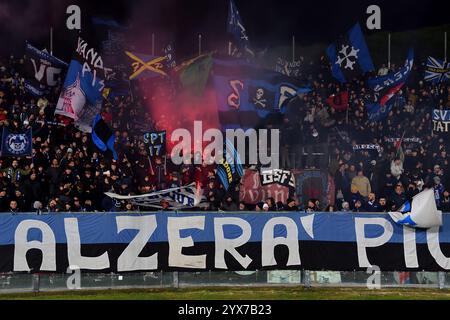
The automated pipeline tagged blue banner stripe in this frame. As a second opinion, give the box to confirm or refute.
[0,212,449,245]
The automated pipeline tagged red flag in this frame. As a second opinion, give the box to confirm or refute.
[326,91,349,112]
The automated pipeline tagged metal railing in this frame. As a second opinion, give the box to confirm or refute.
[0,270,447,294]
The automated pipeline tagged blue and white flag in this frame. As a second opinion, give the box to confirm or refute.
[24,42,68,96]
[227,0,254,57]
[389,189,442,229]
[425,56,450,84]
[366,49,414,122]
[326,23,374,83]
[55,36,108,133]
[368,48,414,93]
[55,60,104,132]
[0,127,32,158]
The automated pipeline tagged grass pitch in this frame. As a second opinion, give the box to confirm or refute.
[1,287,450,300]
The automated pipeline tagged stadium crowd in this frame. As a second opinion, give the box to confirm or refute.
[0,52,449,214]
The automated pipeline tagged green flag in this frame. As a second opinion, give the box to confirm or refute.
[177,53,213,96]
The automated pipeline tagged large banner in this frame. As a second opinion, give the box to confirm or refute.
[433,109,450,133]
[3,212,450,273]
[213,58,310,130]
[239,169,293,204]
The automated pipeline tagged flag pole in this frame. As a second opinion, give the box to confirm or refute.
[292,35,295,63]
[346,105,349,124]
[445,31,448,63]
[50,27,53,55]
[148,156,155,176]
[388,33,391,70]
[128,80,134,103]
[152,33,155,56]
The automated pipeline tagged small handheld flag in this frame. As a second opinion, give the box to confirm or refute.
[91,114,118,160]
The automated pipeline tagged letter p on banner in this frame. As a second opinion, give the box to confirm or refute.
[366,265,381,289]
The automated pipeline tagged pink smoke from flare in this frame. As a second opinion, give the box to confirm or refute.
[139,80,220,155]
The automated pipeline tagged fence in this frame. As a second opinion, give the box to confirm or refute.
[0,270,448,294]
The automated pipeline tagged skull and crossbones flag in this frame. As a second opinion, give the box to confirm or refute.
[248,85,275,110]
[326,23,374,83]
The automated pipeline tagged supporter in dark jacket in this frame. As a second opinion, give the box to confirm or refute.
[441,191,450,212]
[285,198,299,211]
[350,185,365,210]
[365,192,380,212]
[221,195,238,211]
[391,184,407,211]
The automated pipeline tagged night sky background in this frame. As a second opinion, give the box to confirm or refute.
[0,0,448,61]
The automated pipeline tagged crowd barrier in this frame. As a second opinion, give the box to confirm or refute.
[0,211,449,293]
